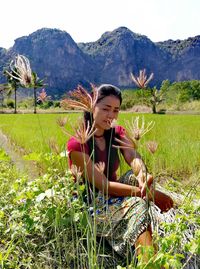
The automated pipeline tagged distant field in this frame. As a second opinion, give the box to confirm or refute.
[0,113,200,179]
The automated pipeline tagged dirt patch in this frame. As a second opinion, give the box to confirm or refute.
[126,105,152,113]
[0,130,39,179]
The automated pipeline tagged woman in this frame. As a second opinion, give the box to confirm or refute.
[66,84,173,266]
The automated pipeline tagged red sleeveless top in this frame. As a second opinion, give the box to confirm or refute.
[67,125,125,181]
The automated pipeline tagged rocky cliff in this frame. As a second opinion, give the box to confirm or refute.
[0,27,199,97]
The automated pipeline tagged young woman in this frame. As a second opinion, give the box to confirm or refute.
[67,84,173,265]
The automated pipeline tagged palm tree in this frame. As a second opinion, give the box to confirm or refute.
[31,72,45,114]
[3,69,20,113]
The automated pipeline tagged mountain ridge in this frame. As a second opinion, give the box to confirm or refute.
[0,27,199,97]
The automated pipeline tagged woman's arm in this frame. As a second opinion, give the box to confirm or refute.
[70,151,173,211]
[70,151,142,197]
[118,136,153,190]
[118,136,145,171]
[118,136,174,211]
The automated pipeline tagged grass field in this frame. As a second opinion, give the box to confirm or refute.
[0,112,200,180]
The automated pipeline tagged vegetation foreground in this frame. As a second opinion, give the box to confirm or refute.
[0,113,199,268]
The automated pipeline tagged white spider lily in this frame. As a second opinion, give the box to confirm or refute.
[125,116,155,141]
[6,54,33,87]
[113,116,155,151]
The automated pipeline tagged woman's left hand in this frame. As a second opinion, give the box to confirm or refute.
[149,189,174,212]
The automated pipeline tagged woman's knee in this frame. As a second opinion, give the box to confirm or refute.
[136,229,153,247]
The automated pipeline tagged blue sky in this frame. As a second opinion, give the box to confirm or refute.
[1,0,199,49]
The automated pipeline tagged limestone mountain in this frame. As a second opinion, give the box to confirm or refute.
[157,36,200,81]
[0,27,200,97]
[1,28,96,96]
[79,27,171,87]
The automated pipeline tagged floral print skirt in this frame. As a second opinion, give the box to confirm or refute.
[94,170,151,256]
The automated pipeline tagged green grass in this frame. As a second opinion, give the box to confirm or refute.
[0,113,79,154]
[120,113,200,178]
[0,113,200,180]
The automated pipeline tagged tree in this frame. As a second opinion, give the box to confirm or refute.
[150,87,164,114]
[0,84,6,112]
[0,83,15,112]
[31,72,45,114]
[3,69,20,113]
[131,69,164,113]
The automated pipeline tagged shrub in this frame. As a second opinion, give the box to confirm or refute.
[6,99,14,108]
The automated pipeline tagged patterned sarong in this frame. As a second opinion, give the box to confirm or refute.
[94,170,151,256]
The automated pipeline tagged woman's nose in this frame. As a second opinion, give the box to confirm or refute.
[107,111,115,119]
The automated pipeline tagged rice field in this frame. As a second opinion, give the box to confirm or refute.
[0,112,200,179]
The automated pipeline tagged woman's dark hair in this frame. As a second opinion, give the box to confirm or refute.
[96,84,122,105]
[84,84,122,180]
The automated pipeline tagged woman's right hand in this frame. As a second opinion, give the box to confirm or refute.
[137,172,154,198]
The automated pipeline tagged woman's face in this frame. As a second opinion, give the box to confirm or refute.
[93,95,120,130]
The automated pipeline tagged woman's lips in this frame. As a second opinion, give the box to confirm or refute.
[101,119,117,129]
[103,119,113,127]
[105,120,111,124]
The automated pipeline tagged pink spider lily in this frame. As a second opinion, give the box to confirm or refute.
[131,69,154,88]
[60,118,97,144]
[37,88,48,103]
[61,84,98,112]
[146,141,158,154]
[95,162,105,175]
[56,116,68,127]
[48,137,60,155]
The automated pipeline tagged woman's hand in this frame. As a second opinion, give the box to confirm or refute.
[147,189,174,212]
[139,173,174,212]
[137,172,154,198]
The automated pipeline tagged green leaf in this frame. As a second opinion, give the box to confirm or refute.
[0,149,10,161]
